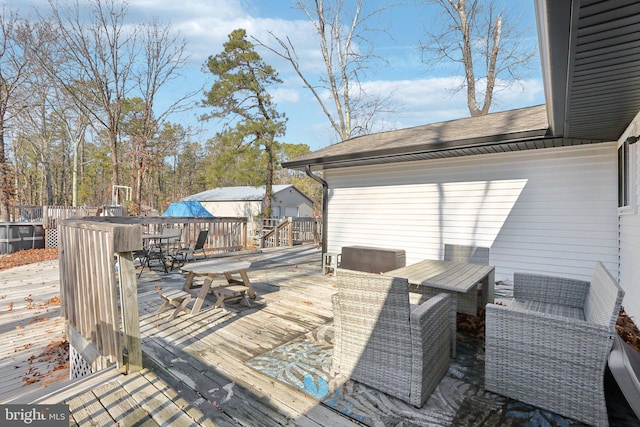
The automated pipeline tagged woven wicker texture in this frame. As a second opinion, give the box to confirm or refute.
[332,268,452,407]
[485,262,625,426]
[443,244,490,265]
[441,244,491,314]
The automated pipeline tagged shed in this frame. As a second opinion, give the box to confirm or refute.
[283,0,640,324]
[183,185,314,237]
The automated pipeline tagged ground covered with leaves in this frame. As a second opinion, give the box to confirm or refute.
[0,248,58,271]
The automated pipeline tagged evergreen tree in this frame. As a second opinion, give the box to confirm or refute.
[202,29,286,217]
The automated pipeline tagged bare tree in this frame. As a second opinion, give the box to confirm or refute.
[421,0,536,116]
[0,7,36,221]
[128,18,192,214]
[45,0,139,195]
[13,19,67,206]
[54,83,94,207]
[257,0,396,142]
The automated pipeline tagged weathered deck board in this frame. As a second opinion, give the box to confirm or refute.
[0,265,68,404]
[67,388,118,426]
[90,380,158,427]
[140,355,238,427]
[117,370,200,427]
[141,339,295,426]
[0,246,359,426]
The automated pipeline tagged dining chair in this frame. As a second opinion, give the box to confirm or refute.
[331,268,452,407]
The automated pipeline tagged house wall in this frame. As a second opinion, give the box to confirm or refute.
[619,111,640,321]
[325,142,618,283]
[272,188,314,218]
[199,201,262,219]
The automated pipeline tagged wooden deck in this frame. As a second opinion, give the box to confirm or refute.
[1,245,356,426]
[2,245,638,426]
[131,245,350,426]
[0,260,68,403]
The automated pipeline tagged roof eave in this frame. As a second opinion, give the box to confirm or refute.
[284,133,608,171]
[535,0,573,137]
[284,128,549,170]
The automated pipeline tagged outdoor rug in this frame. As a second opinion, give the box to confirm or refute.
[245,324,634,426]
[245,324,334,400]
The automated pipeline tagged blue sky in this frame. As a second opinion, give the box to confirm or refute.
[16,0,544,151]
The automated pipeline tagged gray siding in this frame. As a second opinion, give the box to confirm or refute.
[325,142,618,283]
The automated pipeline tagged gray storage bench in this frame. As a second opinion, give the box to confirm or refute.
[340,245,406,274]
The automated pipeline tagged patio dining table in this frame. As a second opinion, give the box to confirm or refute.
[139,229,182,276]
[385,259,495,356]
[385,259,495,315]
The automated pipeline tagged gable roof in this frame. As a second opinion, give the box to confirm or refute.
[538,0,640,140]
[283,105,605,171]
[183,185,313,203]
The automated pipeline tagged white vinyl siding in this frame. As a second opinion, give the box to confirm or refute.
[325,142,618,283]
[620,216,640,320]
[619,111,640,321]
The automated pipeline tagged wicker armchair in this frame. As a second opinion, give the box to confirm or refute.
[485,261,625,426]
[331,268,452,407]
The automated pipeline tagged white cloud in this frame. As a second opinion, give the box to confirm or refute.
[271,87,300,104]
[355,76,545,130]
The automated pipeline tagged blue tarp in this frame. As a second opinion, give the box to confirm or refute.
[162,201,212,217]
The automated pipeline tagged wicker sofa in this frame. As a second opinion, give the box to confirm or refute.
[331,268,452,407]
[485,261,625,426]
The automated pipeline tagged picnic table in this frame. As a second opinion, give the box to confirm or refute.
[180,259,256,313]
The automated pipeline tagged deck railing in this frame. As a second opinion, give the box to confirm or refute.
[134,217,248,254]
[58,215,248,377]
[59,218,143,375]
[43,205,127,229]
[261,217,320,247]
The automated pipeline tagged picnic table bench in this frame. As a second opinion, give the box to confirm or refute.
[181,259,256,313]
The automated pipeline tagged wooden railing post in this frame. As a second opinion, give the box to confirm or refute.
[117,251,142,373]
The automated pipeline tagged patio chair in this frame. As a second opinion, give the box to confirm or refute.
[443,243,489,265]
[170,229,209,269]
[485,261,625,427]
[331,268,452,407]
[443,244,492,313]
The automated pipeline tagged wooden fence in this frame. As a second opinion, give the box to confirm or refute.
[43,205,127,229]
[126,216,248,253]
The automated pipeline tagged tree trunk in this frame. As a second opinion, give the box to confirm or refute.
[263,137,275,219]
[110,130,119,203]
[0,125,10,221]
